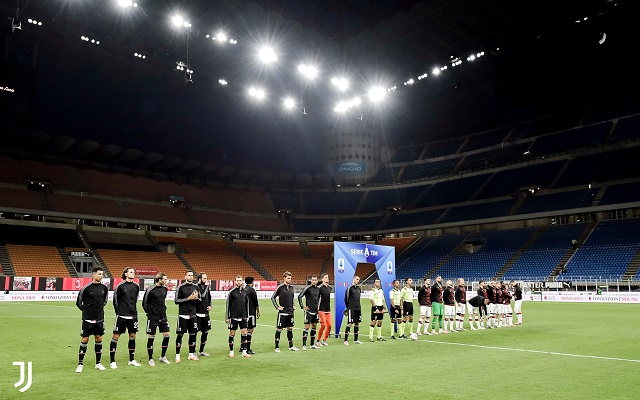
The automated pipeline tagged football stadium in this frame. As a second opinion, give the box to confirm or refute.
[1,1,640,399]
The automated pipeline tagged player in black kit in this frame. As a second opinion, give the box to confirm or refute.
[109,267,141,368]
[344,275,363,345]
[226,275,251,358]
[142,272,171,366]
[298,275,321,350]
[174,271,200,362]
[271,271,299,352]
[75,266,109,373]
[195,273,212,357]
[245,276,260,355]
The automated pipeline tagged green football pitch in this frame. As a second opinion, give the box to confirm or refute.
[1,300,639,400]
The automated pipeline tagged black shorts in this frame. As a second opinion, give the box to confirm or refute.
[247,314,257,329]
[196,315,211,332]
[228,318,248,331]
[402,302,414,317]
[371,306,384,321]
[304,311,319,325]
[391,305,402,320]
[346,309,362,324]
[112,316,139,334]
[176,317,198,335]
[276,312,294,329]
[80,320,105,337]
[146,318,170,335]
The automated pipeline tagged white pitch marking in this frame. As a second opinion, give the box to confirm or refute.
[422,339,640,363]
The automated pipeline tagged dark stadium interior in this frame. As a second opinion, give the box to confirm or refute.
[1,1,640,286]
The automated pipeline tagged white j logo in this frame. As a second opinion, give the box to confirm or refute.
[13,361,32,392]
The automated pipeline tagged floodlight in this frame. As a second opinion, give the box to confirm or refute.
[172,16,184,26]
[298,64,318,79]
[467,54,476,61]
[259,47,277,63]
[334,101,348,113]
[216,32,227,42]
[368,87,386,102]
[331,77,349,91]
[219,79,228,85]
[249,87,265,99]
[431,68,440,75]
[283,98,295,109]
[351,97,361,107]
[172,15,191,28]
[117,0,134,7]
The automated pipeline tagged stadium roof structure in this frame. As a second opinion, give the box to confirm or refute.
[1,0,638,188]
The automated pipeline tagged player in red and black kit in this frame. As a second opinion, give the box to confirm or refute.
[174,271,200,362]
[510,280,523,324]
[501,282,513,326]
[417,278,432,335]
[468,295,489,322]
[485,281,497,328]
[75,266,109,373]
[474,280,488,329]
[494,282,504,327]
[443,280,456,333]
[110,267,141,368]
[430,276,444,334]
[454,278,467,331]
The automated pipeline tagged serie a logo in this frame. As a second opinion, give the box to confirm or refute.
[337,259,345,273]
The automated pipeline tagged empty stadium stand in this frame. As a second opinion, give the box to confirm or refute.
[153,236,261,281]
[7,244,71,277]
[234,242,333,284]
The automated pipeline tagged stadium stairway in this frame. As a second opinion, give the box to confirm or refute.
[175,253,197,275]
[590,186,608,207]
[223,236,275,281]
[424,234,472,278]
[621,247,640,281]
[320,257,331,277]
[300,240,312,259]
[507,195,527,216]
[76,227,112,278]
[0,245,16,275]
[547,220,598,281]
[146,233,196,275]
[493,226,548,280]
[38,192,53,211]
[57,248,79,278]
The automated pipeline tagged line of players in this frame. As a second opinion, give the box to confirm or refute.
[74,266,523,372]
[384,276,523,339]
[75,267,222,372]
[74,266,335,372]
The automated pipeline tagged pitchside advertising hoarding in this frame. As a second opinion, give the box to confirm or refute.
[0,276,278,301]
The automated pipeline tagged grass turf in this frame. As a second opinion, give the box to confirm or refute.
[0,300,639,399]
